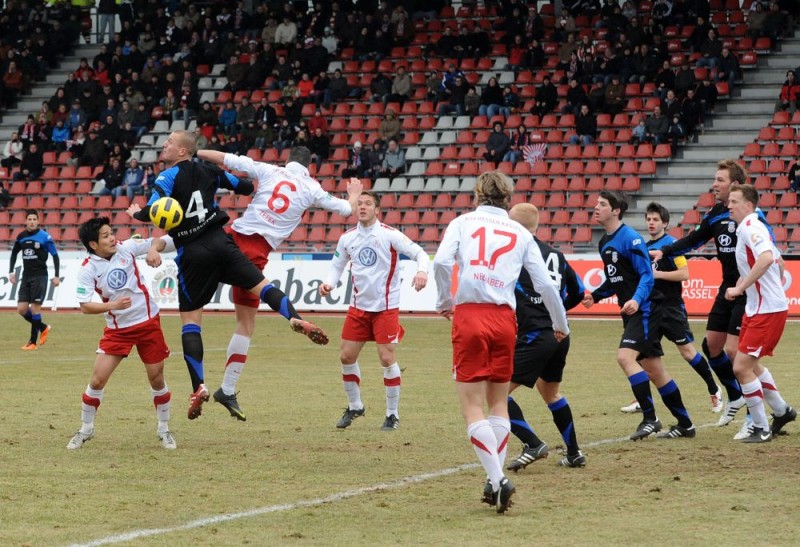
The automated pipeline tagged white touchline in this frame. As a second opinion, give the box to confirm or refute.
[69,422,722,546]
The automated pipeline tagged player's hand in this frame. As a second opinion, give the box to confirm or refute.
[319,283,333,297]
[649,249,663,261]
[581,292,594,308]
[346,177,363,196]
[51,277,60,287]
[146,246,162,268]
[127,203,142,217]
[554,330,568,342]
[439,309,453,321]
[412,272,428,291]
[9,273,16,284]
[724,286,742,301]
[110,297,132,310]
[620,299,639,315]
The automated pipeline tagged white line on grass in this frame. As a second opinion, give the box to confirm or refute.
[69,420,725,546]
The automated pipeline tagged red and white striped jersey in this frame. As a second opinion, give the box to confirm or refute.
[76,238,158,329]
[223,154,353,248]
[433,205,569,335]
[325,221,429,312]
[736,212,788,316]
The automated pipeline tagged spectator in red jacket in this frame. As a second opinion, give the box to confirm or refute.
[775,71,800,113]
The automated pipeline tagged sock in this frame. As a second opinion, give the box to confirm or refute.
[22,309,33,323]
[342,363,363,410]
[81,386,103,434]
[657,380,693,428]
[487,415,511,468]
[629,371,657,421]
[507,396,543,447]
[30,313,42,344]
[260,283,300,320]
[181,324,204,391]
[741,379,769,430]
[757,368,788,415]
[222,333,250,395]
[686,352,718,395]
[152,385,171,432]
[549,397,580,455]
[467,420,504,491]
[383,363,401,418]
[706,349,742,401]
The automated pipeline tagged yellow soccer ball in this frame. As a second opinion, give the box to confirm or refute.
[149,197,184,230]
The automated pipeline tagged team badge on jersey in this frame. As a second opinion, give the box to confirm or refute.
[728,222,735,233]
[611,251,618,263]
[107,269,128,290]
[358,247,378,266]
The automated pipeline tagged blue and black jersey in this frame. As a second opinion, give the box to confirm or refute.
[648,233,684,308]
[9,228,60,279]
[515,238,585,334]
[659,202,772,288]
[592,223,661,312]
[135,159,254,245]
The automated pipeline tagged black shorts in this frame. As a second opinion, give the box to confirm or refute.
[18,276,48,304]
[706,289,745,336]
[619,304,664,359]
[512,329,570,388]
[659,304,695,345]
[174,228,265,312]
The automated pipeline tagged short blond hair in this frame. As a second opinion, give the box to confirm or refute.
[173,129,197,156]
[509,203,539,233]
[717,159,748,184]
[475,170,514,209]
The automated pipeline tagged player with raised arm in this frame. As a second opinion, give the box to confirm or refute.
[649,160,771,433]
[319,192,428,431]
[621,202,722,414]
[194,146,361,421]
[583,191,696,440]
[724,184,795,442]
[9,209,60,350]
[504,203,587,471]
[68,217,175,450]
[129,130,329,420]
[433,171,569,514]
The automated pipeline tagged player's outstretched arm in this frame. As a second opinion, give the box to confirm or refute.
[196,149,226,165]
[345,177,363,212]
[80,298,132,315]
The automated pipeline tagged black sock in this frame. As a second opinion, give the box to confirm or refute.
[687,352,718,395]
[260,283,301,320]
[181,324,204,391]
[22,309,33,324]
[508,396,542,447]
[549,397,580,455]
[708,352,742,400]
[30,314,43,344]
[658,380,693,428]
[629,371,657,421]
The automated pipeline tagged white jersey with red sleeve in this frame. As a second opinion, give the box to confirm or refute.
[223,154,353,248]
[433,205,569,335]
[75,238,159,329]
[325,221,429,312]
[735,212,788,316]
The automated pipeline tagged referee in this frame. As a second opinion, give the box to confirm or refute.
[9,209,60,350]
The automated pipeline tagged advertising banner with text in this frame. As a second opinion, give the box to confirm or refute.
[1,252,799,316]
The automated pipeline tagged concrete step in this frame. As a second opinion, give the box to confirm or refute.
[738,86,782,100]
[696,133,756,146]
[681,146,744,161]
[765,55,800,70]
[709,116,771,130]
[722,100,777,115]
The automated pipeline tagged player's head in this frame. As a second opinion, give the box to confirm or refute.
[728,183,758,224]
[287,146,311,168]
[25,209,39,230]
[474,171,513,210]
[713,159,748,204]
[356,191,380,226]
[161,130,196,165]
[595,190,628,226]
[645,202,669,238]
[509,203,539,235]
[79,216,117,258]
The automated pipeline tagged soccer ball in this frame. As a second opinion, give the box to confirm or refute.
[149,197,183,230]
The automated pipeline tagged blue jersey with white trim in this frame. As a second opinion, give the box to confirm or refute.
[10,228,59,279]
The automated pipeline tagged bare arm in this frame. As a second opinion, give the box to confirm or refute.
[80,298,132,315]
[653,264,689,282]
[196,149,226,166]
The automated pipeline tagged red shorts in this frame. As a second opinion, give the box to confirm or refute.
[451,303,517,383]
[738,310,788,358]
[342,307,405,344]
[226,227,274,308]
[98,315,170,365]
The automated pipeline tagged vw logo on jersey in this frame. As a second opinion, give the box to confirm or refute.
[107,268,128,290]
[607,265,617,277]
[783,270,793,291]
[718,234,732,246]
[358,247,378,266]
[583,267,607,291]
